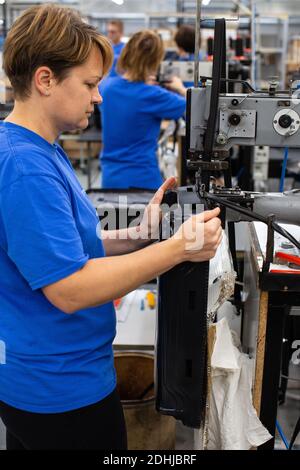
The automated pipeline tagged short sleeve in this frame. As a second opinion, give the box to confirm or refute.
[1,175,89,290]
[145,87,186,120]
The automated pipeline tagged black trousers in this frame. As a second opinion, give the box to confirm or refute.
[0,389,127,450]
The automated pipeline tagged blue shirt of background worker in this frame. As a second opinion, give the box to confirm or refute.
[0,122,116,413]
[99,30,187,191]
[106,20,125,77]
[99,76,185,190]
[109,41,125,77]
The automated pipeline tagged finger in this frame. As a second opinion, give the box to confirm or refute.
[150,177,177,204]
[159,176,177,192]
[209,225,223,244]
[195,207,220,223]
[207,219,222,233]
[207,217,222,231]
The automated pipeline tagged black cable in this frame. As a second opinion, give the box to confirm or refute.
[204,192,300,251]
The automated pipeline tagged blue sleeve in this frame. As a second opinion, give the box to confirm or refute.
[2,175,89,290]
[145,86,186,120]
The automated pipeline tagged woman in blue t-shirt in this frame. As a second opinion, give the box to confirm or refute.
[0,5,222,450]
[99,30,187,190]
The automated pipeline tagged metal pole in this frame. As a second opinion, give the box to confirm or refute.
[250,0,257,88]
[194,0,202,88]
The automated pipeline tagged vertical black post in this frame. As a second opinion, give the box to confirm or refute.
[259,299,287,450]
[202,18,226,189]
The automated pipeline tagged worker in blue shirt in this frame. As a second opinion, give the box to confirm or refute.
[99,30,187,190]
[106,19,125,78]
[173,24,205,88]
[174,24,203,63]
[0,4,222,450]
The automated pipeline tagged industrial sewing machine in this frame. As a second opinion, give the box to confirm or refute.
[159,60,213,84]
[156,14,300,430]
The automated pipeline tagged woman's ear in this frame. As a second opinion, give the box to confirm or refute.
[33,66,55,97]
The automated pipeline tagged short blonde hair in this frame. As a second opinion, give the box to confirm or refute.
[117,30,164,82]
[3,3,113,100]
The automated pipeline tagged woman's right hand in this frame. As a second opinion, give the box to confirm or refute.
[171,207,222,263]
[164,75,187,97]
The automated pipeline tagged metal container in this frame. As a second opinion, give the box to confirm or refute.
[114,351,176,450]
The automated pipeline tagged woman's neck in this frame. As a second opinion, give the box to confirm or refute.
[5,101,58,144]
[122,72,133,81]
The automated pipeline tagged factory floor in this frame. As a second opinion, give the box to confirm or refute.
[0,157,299,451]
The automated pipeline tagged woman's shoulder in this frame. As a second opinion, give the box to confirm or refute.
[0,125,60,182]
[142,83,173,98]
[142,83,184,105]
[100,75,124,91]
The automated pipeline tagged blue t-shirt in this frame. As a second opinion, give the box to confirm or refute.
[108,41,125,78]
[0,122,116,413]
[99,77,186,190]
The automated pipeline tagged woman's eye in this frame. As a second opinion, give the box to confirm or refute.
[86,83,95,89]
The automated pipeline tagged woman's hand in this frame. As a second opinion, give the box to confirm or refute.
[171,207,223,263]
[137,176,177,241]
[164,76,187,97]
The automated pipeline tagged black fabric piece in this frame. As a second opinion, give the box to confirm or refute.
[156,189,209,428]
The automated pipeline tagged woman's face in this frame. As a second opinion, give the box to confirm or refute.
[49,46,104,133]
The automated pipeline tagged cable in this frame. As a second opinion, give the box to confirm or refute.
[276,420,290,449]
[204,192,300,251]
[280,147,289,193]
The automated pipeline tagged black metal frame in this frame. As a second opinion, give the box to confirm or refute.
[156,19,229,428]
[258,289,300,450]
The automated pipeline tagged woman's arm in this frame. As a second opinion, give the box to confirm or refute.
[101,225,153,256]
[42,208,222,314]
[164,76,187,97]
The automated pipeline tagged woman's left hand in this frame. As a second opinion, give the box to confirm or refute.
[137,177,177,241]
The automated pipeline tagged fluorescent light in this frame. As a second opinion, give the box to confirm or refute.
[202,0,212,5]
[111,0,124,5]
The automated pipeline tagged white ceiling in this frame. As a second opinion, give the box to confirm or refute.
[4,1,300,18]
[77,0,300,16]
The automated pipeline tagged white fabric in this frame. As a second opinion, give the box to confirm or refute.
[206,317,272,450]
[207,232,236,316]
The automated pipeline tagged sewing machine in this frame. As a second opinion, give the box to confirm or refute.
[156,16,300,432]
[158,60,213,85]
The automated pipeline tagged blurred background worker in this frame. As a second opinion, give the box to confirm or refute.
[174,24,202,62]
[173,24,204,87]
[106,20,125,77]
[99,30,187,190]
